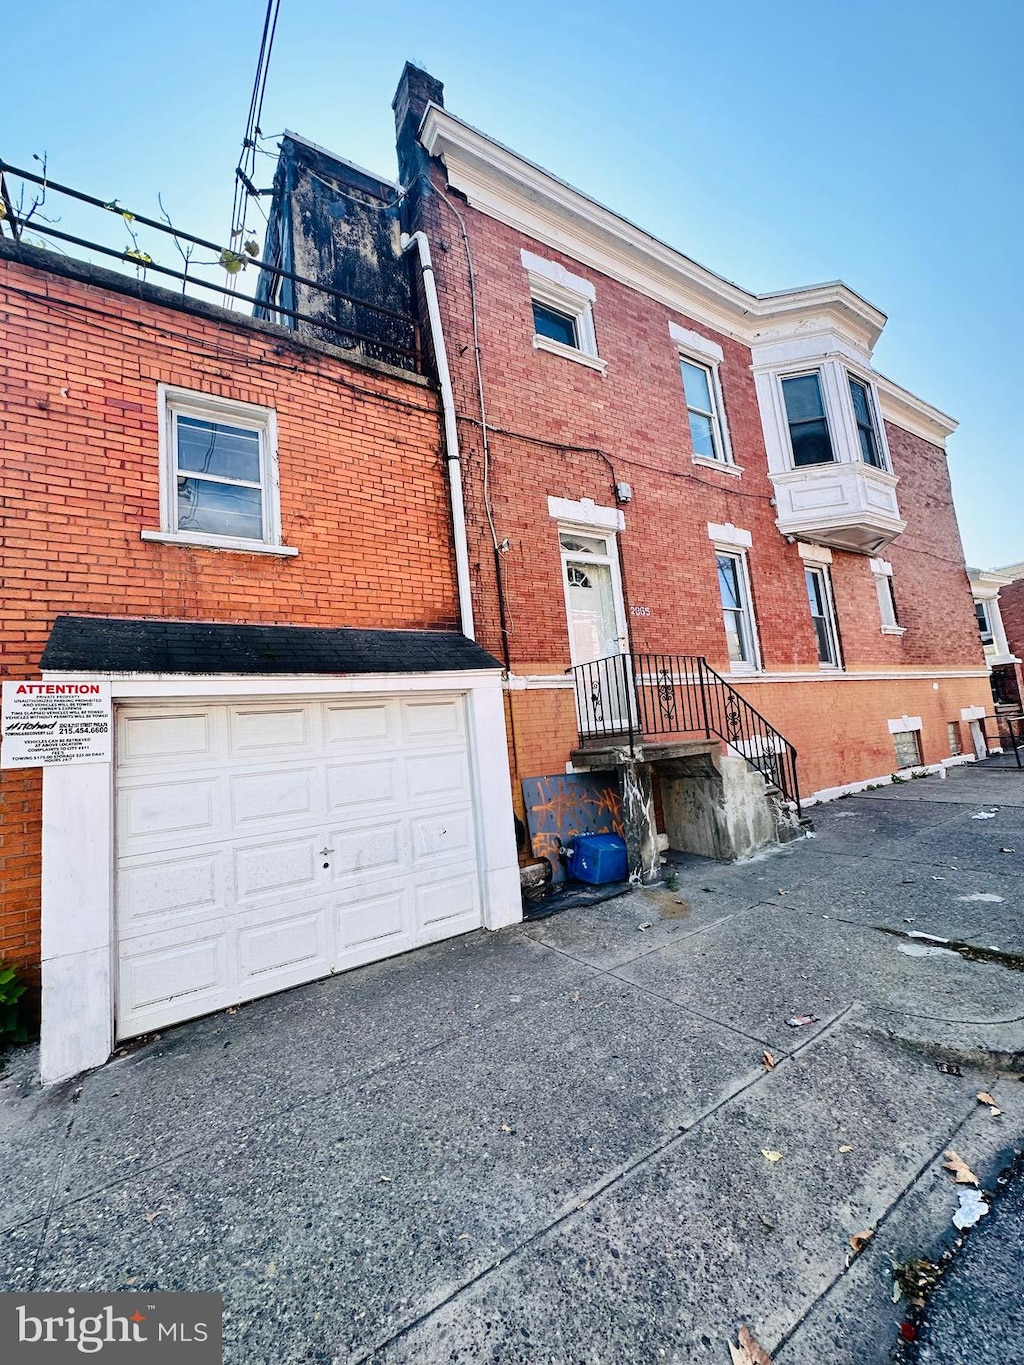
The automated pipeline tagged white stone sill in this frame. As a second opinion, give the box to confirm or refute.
[532,334,607,373]
[141,530,299,557]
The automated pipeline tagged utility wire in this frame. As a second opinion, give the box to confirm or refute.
[227,0,282,293]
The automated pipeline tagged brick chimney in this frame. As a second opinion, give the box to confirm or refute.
[393,63,444,196]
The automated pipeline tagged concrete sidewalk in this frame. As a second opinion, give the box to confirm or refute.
[3,760,1024,1363]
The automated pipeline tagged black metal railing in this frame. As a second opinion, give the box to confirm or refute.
[0,160,420,370]
[569,652,800,809]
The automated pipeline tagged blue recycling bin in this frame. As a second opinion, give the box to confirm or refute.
[565,833,628,885]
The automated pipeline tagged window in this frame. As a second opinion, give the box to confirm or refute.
[870,558,903,634]
[532,301,578,349]
[717,552,757,668]
[975,599,994,645]
[681,358,726,463]
[781,373,835,466]
[805,566,841,667]
[848,376,885,469]
[143,388,295,556]
[521,249,602,369]
[893,728,922,769]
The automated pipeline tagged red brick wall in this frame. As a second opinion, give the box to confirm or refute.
[997,579,1024,660]
[413,178,989,800]
[0,253,456,974]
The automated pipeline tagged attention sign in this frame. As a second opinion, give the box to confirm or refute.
[1,681,112,768]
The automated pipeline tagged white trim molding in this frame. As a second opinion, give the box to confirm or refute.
[669,321,723,364]
[888,714,923,734]
[504,673,576,691]
[797,542,833,564]
[707,521,752,549]
[548,495,625,532]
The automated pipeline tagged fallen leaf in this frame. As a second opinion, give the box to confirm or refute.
[839,1144,853,1153]
[145,1212,161,1223]
[976,1091,1003,1116]
[943,1150,979,1186]
[899,1322,917,1342]
[728,1323,773,1365]
[762,1051,777,1070]
[761,1149,783,1163]
[849,1228,873,1255]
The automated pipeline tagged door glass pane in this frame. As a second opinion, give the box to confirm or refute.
[176,415,261,482]
[177,477,263,539]
[717,555,741,610]
[559,533,608,556]
[717,555,750,662]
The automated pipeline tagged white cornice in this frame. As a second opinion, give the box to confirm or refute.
[419,105,887,352]
[874,372,958,446]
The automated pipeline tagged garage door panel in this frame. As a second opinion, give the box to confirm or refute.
[119,933,228,1035]
[416,872,481,931]
[119,851,224,930]
[118,777,222,844]
[118,709,220,767]
[237,910,328,984]
[234,835,319,900]
[229,767,320,828]
[325,758,399,811]
[412,808,475,862]
[335,885,411,953]
[324,701,396,746]
[229,704,314,756]
[401,698,463,742]
[405,750,471,802]
[326,820,406,881]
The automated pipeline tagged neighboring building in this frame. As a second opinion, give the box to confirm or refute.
[968,567,1022,708]
[260,65,992,871]
[0,227,519,1083]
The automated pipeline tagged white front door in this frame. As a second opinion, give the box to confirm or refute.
[560,530,629,732]
[115,693,482,1038]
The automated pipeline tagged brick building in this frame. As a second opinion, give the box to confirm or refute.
[262,65,992,870]
[0,225,518,1082]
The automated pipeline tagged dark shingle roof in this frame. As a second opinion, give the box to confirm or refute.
[41,616,503,676]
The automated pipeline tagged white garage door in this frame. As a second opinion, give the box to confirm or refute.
[115,693,482,1038]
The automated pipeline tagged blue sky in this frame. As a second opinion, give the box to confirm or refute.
[5,0,1021,568]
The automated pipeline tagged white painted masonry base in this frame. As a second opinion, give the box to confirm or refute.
[802,754,975,808]
[39,670,520,1085]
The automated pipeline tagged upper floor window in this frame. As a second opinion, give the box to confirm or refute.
[848,376,886,469]
[141,387,296,557]
[521,249,603,371]
[533,301,578,350]
[782,373,835,466]
[681,359,724,462]
[975,599,994,645]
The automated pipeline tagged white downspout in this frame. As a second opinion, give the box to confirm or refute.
[402,230,475,641]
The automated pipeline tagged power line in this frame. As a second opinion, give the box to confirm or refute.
[227,0,282,291]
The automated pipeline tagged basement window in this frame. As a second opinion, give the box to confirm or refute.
[893,728,922,769]
[142,387,296,557]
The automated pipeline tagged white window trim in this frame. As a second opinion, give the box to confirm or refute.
[548,495,625,532]
[147,386,295,555]
[804,562,843,672]
[522,249,604,372]
[888,714,923,735]
[707,525,760,674]
[671,323,737,471]
[797,541,832,565]
[869,557,905,635]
